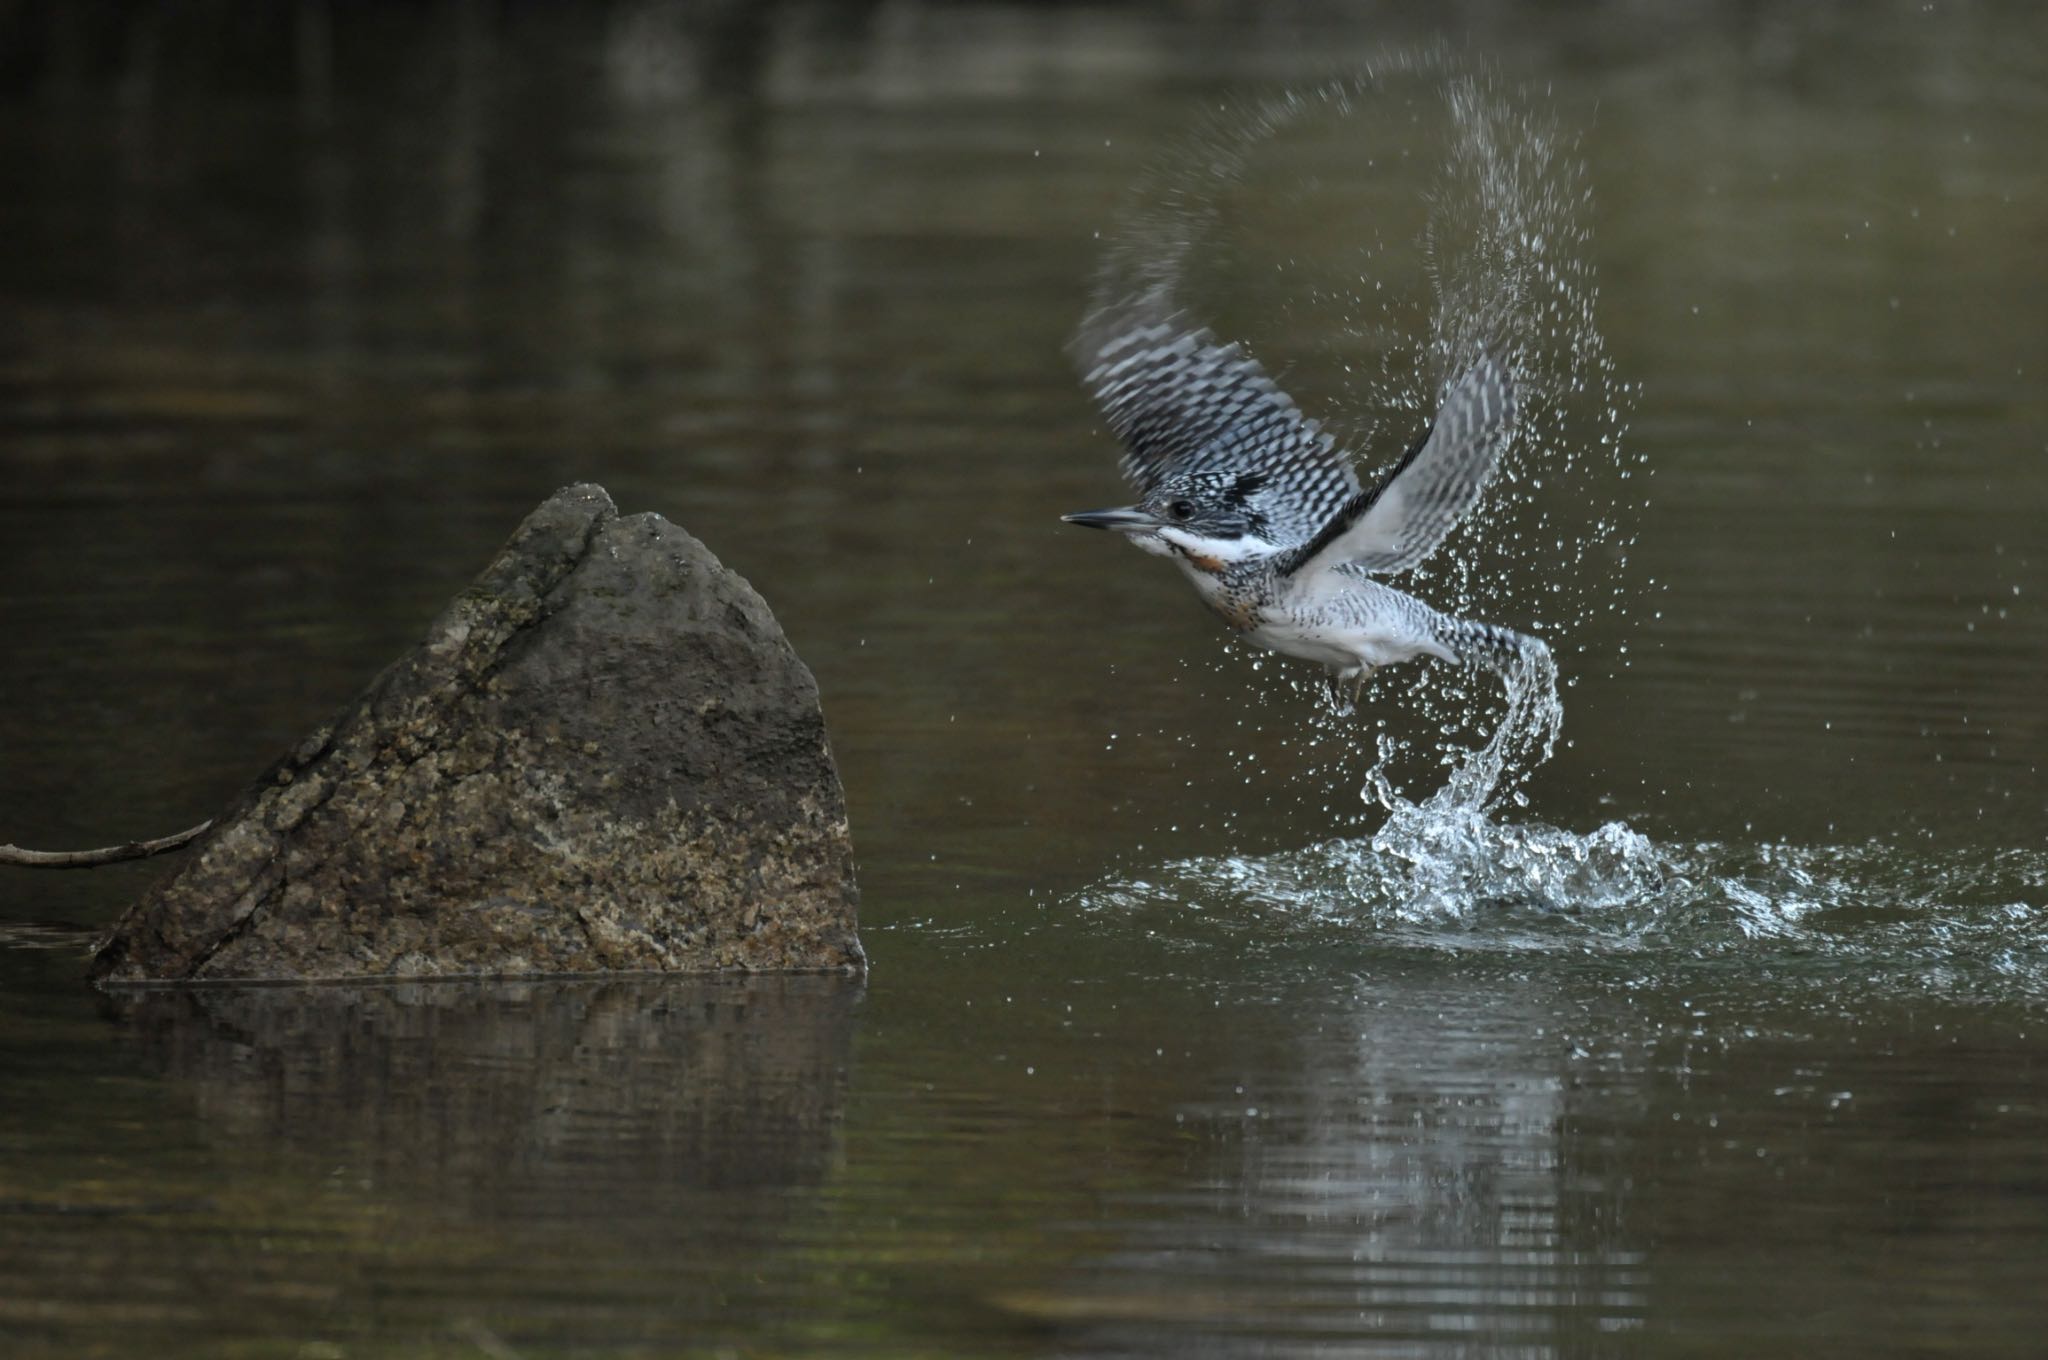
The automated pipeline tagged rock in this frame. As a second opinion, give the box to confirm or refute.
[91,484,862,982]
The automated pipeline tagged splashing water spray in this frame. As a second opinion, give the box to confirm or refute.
[1079,50,1644,918]
[1070,61,2048,980]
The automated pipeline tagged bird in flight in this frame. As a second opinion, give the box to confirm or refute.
[1063,298,1544,706]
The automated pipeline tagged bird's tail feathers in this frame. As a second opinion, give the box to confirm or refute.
[1436,616,1549,677]
[1423,613,1564,805]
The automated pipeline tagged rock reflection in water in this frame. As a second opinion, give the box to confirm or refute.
[113,975,862,1215]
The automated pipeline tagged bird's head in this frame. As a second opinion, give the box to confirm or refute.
[1062,471,1279,569]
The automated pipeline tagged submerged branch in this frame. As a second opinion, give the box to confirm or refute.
[0,821,212,869]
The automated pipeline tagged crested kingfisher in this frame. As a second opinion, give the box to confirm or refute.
[1063,297,1545,705]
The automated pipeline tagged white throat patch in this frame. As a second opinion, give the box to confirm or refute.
[1155,526,1276,565]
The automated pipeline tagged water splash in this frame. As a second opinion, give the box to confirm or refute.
[1079,834,2048,994]
[1349,637,1575,915]
[1069,60,2048,1008]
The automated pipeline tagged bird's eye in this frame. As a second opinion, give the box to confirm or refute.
[1168,499,1195,522]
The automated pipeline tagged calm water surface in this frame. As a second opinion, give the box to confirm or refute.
[3,3,2047,1356]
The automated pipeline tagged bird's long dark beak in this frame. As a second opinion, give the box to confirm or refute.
[1062,506,1157,532]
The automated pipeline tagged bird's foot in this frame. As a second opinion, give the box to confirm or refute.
[1323,667,1377,715]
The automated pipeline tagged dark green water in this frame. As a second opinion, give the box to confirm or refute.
[4,3,2047,1355]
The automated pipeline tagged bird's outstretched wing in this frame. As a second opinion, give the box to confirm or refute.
[1073,301,1359,548]
[1279,353,1516,580]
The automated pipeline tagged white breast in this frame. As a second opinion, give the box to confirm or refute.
[1248,575,1457,672]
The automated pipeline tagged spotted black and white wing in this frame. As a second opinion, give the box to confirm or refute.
[1281,353,1516,579]
[1073,303,1359,548]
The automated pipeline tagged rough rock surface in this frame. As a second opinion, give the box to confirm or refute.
[92,484,862,982]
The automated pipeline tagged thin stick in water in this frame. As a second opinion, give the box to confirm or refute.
[0,821,212,870]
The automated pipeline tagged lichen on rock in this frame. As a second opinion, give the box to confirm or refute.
[92,483,863,983]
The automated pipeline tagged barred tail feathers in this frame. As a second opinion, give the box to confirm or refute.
[1429,612,1563,791]
[1435,615,1548,676]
